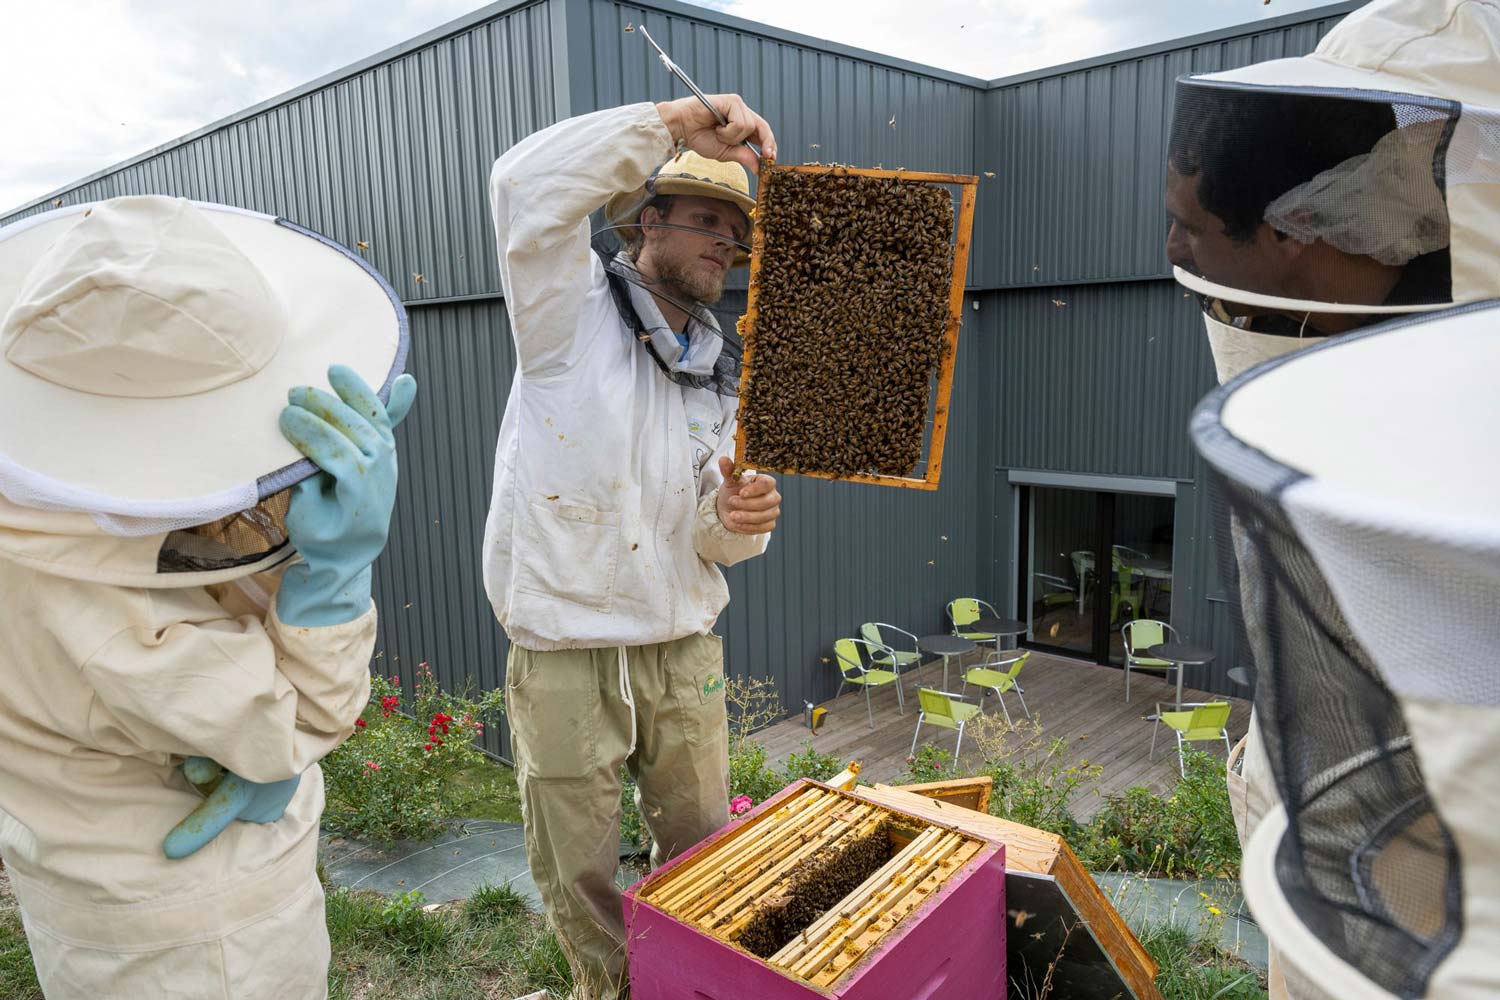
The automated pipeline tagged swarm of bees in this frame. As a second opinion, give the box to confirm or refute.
[734,820,895,958]
[741,170,956,478]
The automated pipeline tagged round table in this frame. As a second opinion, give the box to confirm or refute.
[973,616,1027,651]
[918,634,976,691]
[1148,642,1216,711]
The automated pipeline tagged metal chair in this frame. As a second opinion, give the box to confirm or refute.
[860,622,921,697]
[1122,619,1179,702]
[1151,701,1233,777]
[909,687,982,760]
[962,650,1032,725]
[833,637,904,729]
[946,597,999,650]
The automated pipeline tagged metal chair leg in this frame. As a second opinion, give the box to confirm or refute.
[1176,733,1187,778]
[894,678,905,715]
[996,689,1013,727]
[910,715,924,757]
[1125,663,1132,703]
[954,723,965,761]
[864,684,874,730]
[1015,684,1030,720]
[836,679,846,701]
[1150,716,1160,761]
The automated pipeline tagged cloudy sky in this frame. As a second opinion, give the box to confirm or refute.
[1,0,1343,213]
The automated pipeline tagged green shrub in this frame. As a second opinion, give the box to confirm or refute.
[378,890,450,955]
[322,662,505,842]
[1083,750,1239,879]
[900,743,954,783]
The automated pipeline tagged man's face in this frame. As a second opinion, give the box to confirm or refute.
[1165,164,1295,311]
[640,195,748,305]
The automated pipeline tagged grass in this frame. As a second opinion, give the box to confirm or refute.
[445,755,525,826]
[1,867,571,1000]
[1139,920,1267,1000]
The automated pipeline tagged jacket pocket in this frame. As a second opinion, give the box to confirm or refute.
[516,500,621,612]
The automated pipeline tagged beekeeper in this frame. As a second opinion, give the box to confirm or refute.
[1164,0,1500,995]
[0,195,414,999]
[483,94,781,997]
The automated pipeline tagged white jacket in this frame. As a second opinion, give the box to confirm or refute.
[0,496,373,998]
[482,103,769,651]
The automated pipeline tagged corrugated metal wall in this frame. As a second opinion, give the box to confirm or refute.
[2,0,1365,732]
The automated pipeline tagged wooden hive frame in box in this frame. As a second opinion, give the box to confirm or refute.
[733,164,979,491]
[631,779,998,993]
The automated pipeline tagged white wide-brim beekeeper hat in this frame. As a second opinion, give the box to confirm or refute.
[1170,0,1500,326]
[0,195,408,572]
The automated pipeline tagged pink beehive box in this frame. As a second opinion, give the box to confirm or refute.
[623,779,1006,999]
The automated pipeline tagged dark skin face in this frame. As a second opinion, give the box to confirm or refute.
[637,195,749,332]
[1165,164,1404,335]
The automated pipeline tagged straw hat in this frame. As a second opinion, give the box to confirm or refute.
[0,195,408,528]
[605,149,756,264]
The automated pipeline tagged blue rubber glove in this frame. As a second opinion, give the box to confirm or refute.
[275,365,417,627]
[162,757,301,859]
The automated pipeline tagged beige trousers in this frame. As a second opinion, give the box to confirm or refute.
[506,632,730,1000]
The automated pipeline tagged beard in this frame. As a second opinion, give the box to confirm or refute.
[652,242,728,305]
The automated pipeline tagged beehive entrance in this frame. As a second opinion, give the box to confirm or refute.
[733,819,896,958]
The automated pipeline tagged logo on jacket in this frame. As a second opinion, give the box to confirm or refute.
[702,674,725,699]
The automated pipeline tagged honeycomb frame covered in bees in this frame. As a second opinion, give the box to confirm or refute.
[734,164,979,490]
[622,779,1005,999]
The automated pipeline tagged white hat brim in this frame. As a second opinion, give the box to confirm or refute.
[0,202,408,519]
[1192,55,1449,102]
[1172,265,1444,317]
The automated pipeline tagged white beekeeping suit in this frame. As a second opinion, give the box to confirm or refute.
[1165,2,1500,997]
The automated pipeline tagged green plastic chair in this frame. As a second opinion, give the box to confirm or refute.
[860,622,921,693]
[1121,619,1179,702]
[962,650,1031,725]
[946,597,999,649]
[1110,550,1144,625]
[833,637,904,729]
[1151,701,1233,777]
[909,687,982,760]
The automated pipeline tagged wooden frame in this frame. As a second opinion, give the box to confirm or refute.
[733,163,979,490]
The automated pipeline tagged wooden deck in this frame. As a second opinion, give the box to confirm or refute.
[755,649,1251,821]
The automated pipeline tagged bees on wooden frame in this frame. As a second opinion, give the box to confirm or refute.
[740,169,957,480]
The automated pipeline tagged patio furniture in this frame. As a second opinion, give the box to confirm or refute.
[1034,573,1076,612]
[919,633,977,689]
[1110,550,1145,625]
[972,615,1026,650]
[947,597,1000,650]
[1069,551,1094,613]
[909,687,983,760]
[833,637,904,728]
[1121,619,1179,702]
[963,650,1032,725]
[1151,701,1233,777]
[860,622,922,694]
[1148,640,1217,712]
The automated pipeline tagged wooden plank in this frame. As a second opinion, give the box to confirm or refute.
[920,175,977,488]
[895,774,992,813]
[854,783,1164,1000]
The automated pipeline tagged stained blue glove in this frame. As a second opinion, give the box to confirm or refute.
[275,365,417,627]
[162,757,301,859]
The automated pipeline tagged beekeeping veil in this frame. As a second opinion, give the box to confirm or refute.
[0,196,408,588]
[598,148,756,396]
[1192,301,1500,1000]
[1167,0,1500,380]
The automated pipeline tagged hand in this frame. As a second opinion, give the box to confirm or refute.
[716,457,781,535]
[275,365,417,627]
[162,758,301,860]
[656,94,777,174]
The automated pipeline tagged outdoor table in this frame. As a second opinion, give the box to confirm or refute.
[1148,641,1217,711]
[973,616,1027,650]
[918,634,977,690]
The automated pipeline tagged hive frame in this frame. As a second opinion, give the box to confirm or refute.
[733,164,980,490]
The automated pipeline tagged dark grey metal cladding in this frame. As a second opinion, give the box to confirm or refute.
[971,2,1357,289]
